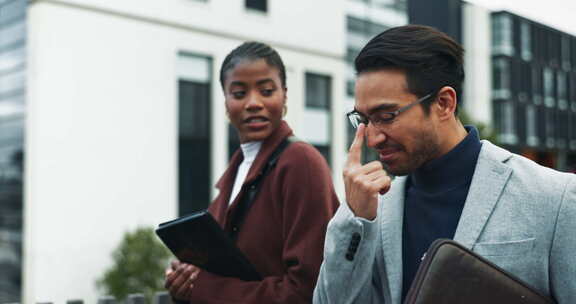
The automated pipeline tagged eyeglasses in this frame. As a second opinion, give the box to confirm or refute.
[346,93,434,129]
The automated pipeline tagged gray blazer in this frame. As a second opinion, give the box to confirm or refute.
[314,141,576,304]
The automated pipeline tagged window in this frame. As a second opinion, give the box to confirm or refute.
[571,73,576,106]
[0,45,24,71]
[304,73,332,164]
[526,105,538,146]
[547,34,560,67]
[556,111,568,149]
[177,53,212,216]
[346,47,361,65]
[346,77,356,97]
[571,73,576,112]
[0,66,25,98]
[520,21,532,61]
[545,109,555,148]
[0,0,26,26]
[492,58,511,99]
[347,16,388,39]
[561,36,571,70]
[306,73,331,109]
[531,66,542,105]
[492,13,514,56]
[519,63,531,102]
[543,68,555,107]
[0,19,25,50]
[570,111,576,150]
[497,101,517,144]
[245,0,267,13]
[0,0,25,302]
[557,71,567,110]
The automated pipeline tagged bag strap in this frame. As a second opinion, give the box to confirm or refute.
[229,136,300,242]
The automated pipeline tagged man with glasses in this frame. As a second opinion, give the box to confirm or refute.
[314,25,576,304]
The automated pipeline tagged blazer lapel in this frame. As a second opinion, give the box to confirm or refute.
[453,141,513,248]
[379,176,407,304]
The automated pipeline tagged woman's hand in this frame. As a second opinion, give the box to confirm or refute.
[165,260,201,300]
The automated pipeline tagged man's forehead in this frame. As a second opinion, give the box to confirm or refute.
[354,100,399,115]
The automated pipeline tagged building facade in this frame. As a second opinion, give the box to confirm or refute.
[410,0,576,172]
[0,0,410,302]
[0,0,26,302]
[490,10,576,170]
[19,0,351,302]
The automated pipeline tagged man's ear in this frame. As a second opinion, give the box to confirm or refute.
[434,86,457,121]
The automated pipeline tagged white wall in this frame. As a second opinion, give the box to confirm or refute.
[24,1,346,303]
[463,2,493,126]
[35,0,345,59]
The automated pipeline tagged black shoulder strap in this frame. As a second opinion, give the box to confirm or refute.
[229,136,300,242]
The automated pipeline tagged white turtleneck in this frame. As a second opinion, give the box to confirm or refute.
[229,141,262,206]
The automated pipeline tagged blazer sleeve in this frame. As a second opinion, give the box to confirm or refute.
[187,143,339,304]
[549,175,576,304]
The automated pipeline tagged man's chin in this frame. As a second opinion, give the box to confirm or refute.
[381,161,411,177]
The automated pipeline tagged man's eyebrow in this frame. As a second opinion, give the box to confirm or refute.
[367,103,398,115]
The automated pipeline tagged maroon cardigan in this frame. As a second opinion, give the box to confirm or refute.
[188,121,339,303]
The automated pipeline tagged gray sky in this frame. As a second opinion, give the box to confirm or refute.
[467,0,576,36]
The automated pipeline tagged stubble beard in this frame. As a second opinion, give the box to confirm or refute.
[381,128,440,177]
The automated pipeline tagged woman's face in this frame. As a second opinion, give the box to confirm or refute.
[224,59,286,143]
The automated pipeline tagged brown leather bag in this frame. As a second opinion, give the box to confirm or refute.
[404,239,556,304]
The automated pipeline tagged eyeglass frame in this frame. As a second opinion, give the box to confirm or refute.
[346,92,435,129]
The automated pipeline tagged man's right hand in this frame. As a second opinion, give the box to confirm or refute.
[165,260,201,301]
[343,123,392,220]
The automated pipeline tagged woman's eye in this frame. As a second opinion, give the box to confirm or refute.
[231,91,245,99]
[261,89,275,96]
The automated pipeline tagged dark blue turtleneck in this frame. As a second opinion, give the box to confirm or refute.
[401,126,482,300]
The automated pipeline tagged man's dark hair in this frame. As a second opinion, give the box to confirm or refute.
[355,24,464,113]
[220,41,287,90]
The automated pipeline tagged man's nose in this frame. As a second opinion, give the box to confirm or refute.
[366,123,387,148]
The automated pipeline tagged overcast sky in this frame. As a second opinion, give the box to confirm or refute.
[466,0,576,36]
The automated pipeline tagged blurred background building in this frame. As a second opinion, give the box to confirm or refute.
[0,0,574,303]
[410,0,576,171]
[0,0,25,302]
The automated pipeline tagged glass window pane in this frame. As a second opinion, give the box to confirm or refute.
[0,20,25,49]
[492,58,510,99]
[543,68,555,107]
[492,14,514,56]
[178,54,212,216]
[245,0,267,12]
[0,0,26,26]
[306,73,331,109]
[0,46,24,72]
[532,66,542,104]
[520,21,532,61]
[0,1,25,302]
[526,105,538,146]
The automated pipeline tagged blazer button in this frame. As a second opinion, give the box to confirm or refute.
[345,253,354,261]
[349,244,358,252]
[232,227,238,232]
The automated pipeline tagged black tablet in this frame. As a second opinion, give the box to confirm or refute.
[156,210,261,281]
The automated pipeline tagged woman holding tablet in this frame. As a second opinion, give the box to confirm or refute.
[164,41,339,304]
